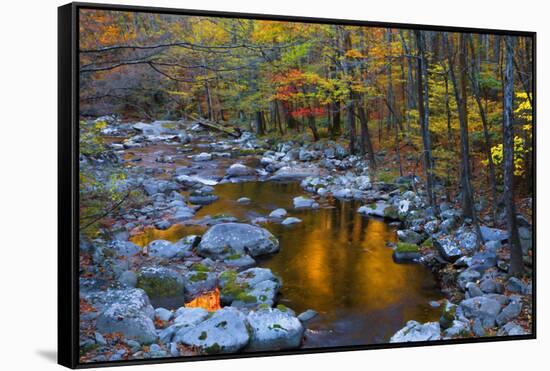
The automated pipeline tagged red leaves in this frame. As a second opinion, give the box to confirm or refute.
[290,107,326,118]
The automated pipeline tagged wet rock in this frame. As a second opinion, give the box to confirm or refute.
[282,217,302,226]
[198,223,279,259]
[147,240,179,259]
[439,218,457,233]
[434,236,462,262]
[424,220,439,235]
[109,240,141,257]
[466,282,484,298]
[226,163,256,178]
[142,179,179,196]
[333,188,353,199]
[506,277,527,294]
[193,152,212,162]
[84,288,157,344]
[459,231,478,251]
[184,270,218,301]
[237,197,251,204]
[439,300,457,329]
[496,301,522,326]
[390,321,441,343]
[468,251,497,273]
[497,321,527,336]
[177,307,250,354]
[119,270,137,288]
[457,268,481,290]
[459,296,502,328]
[155,307,173,322]
[188,193,219,205]
[297,309,318,322]
[397,229,423,245]
[219,267,281,309]
[223,254,256,270]
[480,226,509,242]
[293,196,319,209]
[246,308,305,351]
[270,166,320,181]
[269,208,287,219]
[443,320,470,339]
[136,267,185,298]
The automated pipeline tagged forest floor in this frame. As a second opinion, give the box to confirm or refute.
[78,117,533,363]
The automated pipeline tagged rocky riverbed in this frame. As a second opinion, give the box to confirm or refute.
[79,117,533,363]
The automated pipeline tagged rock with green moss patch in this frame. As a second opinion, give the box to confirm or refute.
[392,242,421,263]
[246,307,304,351]
[177,307,250,353]
[219,268,281,309]
[184,270,218,301]
[136,267,185,298]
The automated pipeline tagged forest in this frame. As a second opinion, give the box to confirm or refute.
[78,8,533,363]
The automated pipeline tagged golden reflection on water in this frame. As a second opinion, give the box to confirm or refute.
[130,181,442,345]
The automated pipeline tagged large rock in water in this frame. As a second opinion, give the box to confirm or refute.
[219,267,281,309]
[270,166,320,181]
[246,308,304,351]
[226,163,256,178]
[390,321,441,343]
[433,236,462,262]
[177,307,250,354]
[197,223,279,259]
[83,288,157,344]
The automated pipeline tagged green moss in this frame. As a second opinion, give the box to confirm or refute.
[204,343,221,354]
[79,343,98,355]
[259,294,268,302]
[192,263,210,272]
[269,323,287,331]
[136,276,183,298]
[189,272,208,282]
[422,237,433,248]
[236,292,257,303]
[213,213,232,219]
[395,242,420,253]
[376,170,397,184]
[219,270,237,282]
[198,331,208,340]
[258,303,271,310]
[276,304,289,312]
[368,203,377,209]
[215,321,228,329]
[225,253,242,261]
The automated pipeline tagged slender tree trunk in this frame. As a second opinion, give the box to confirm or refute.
[468,35,499,224]
[415,30,436,208]
[255,111,264,135]
[356,96,377,169]
[446,33,482,245]
[307,113,320,141]
[503,36,524,275]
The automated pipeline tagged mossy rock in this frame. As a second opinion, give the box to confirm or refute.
[136,267,184,298]
[395,242,420,253]
[383,205,399,220]
[188,272,209,282]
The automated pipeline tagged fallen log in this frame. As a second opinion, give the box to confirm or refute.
[189,115,242,138]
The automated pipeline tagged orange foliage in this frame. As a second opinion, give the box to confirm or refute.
[185,288,221,312]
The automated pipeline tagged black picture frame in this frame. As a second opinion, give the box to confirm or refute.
[58,2,536,368]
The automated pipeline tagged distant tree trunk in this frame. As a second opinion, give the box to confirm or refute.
[347,100,357,155]
[503,36,524,275]
[331,101,341,137]
[415,30,436,208]
[468,35,499,224]
[307,113,320,141]
[356,95,377,169]
[255,111,264,135]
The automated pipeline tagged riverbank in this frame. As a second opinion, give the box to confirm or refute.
[78,117,532,362]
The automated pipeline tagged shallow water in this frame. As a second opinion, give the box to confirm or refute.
[131,181,443,346]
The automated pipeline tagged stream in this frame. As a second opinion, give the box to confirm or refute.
[119,138,443,347]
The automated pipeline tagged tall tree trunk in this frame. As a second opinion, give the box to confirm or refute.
[331,101,341,137]
[503,36,524,275]
[415,30,436,208]
[468,35,499,225]
[307,113,320,141]
[255,111,264,135]
[446,33,482,244]
[347,101,357,155]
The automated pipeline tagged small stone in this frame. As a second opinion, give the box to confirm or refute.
[237,197,251,204]
[282,217,302,226]
[269,208,287,218]
[95,332,106,346]
[297,309,318,322]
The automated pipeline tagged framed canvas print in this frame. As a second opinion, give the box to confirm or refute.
[58,2,536,368]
